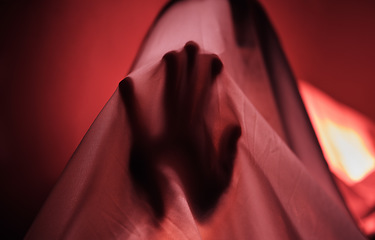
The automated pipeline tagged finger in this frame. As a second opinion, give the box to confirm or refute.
[210,55,223,81]
[119,77,146,140]
[189,54,223,123]
[162,51,181,125]
[184,41,199,76]
[182,42,200,124]
[218,125,241,179]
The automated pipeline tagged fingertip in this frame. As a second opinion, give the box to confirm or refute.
[211,56,223,77]
[231,125,242,140]
[184,41,199,55]
[119,77,134,96]
[162,51,178,64]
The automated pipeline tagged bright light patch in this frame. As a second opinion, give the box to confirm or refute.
[320,119,375,182]
[299,81,375,185]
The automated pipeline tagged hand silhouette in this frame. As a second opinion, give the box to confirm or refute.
[119,41,241,220]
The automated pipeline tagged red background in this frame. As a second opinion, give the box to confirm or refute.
[1,0,374,237]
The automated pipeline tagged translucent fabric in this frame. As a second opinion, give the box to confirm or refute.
[26,0,368,239]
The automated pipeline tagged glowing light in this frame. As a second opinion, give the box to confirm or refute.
[298,81,375,185]
[318,119,375,183]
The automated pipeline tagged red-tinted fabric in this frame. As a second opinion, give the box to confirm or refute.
[25,0,367,239]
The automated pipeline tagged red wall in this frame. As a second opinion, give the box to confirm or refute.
[0,0,167,237]
[260,0,375,120]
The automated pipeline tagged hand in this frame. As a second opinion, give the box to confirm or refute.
[119,41,241,220]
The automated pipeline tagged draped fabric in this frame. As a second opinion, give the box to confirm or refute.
[25,0,369,239]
